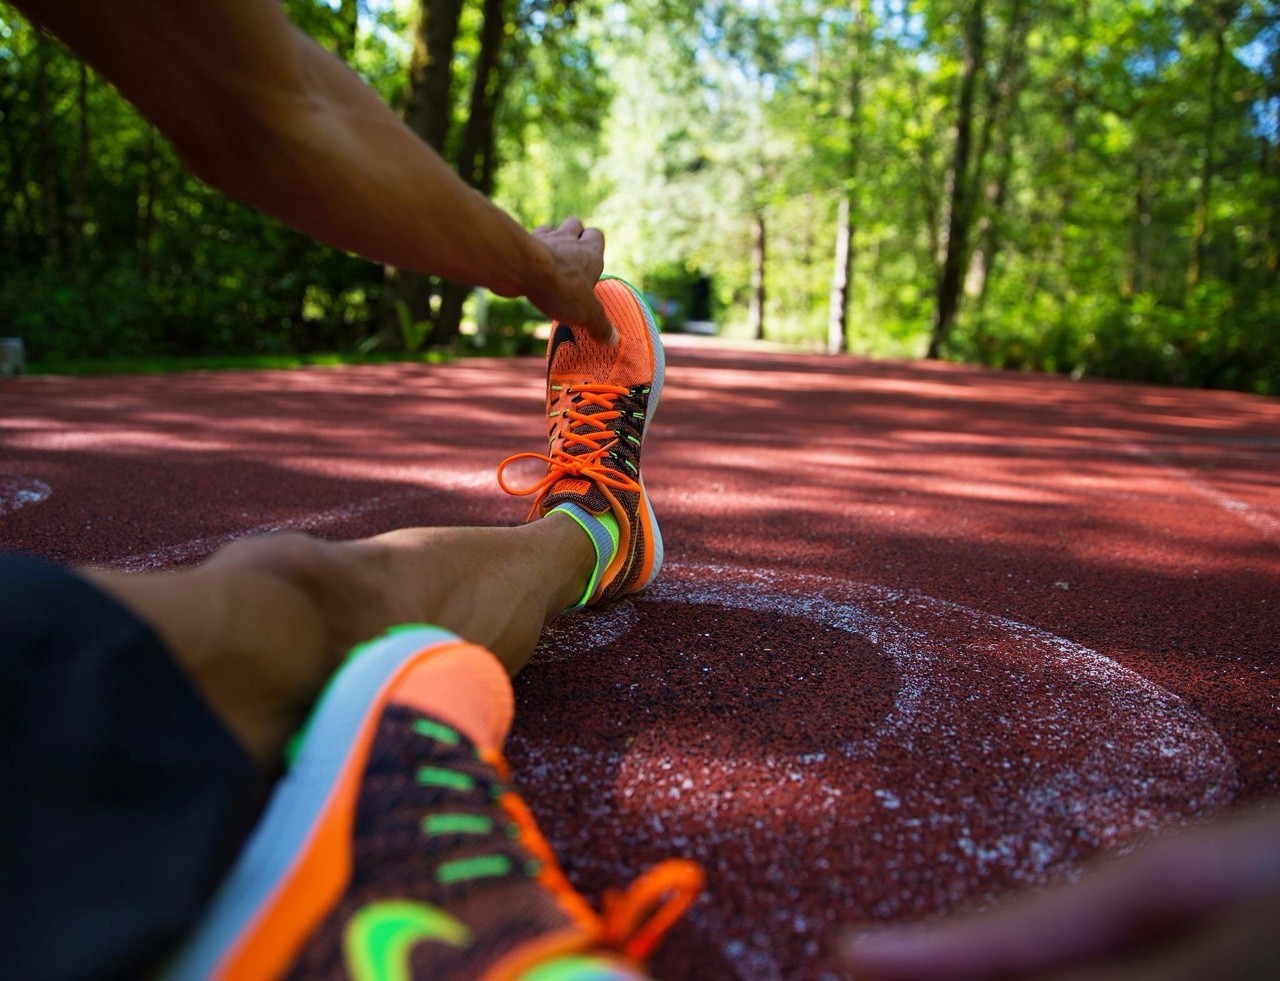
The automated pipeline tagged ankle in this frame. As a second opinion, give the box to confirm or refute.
[534,510,601,615]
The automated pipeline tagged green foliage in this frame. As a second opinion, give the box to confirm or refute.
[0,266,159,360]
[950,283,1280,396]
[469,295,543,356]
[1083,285,1280,395]
[0,1,382,360]
[29,349,453,377]
[394,300,431,352]
[637,262,708,331]
[569,0,1280,392]
[1,0,1276,394]
[484,296,542,332]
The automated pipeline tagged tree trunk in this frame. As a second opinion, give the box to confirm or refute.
[36,36,61,269]
[405,0,464,152]
[456,0,506,193]
[927,0,985,359]
[1188,21,1227,291]
[1050,0,1089,291]
[907,71,942,266]
[1127,160,1151,297]
[827,0,868,356]
[382,0,465,344]
[138,128,157,282]
[336,0,359,61]
[965,150,1011,311]
[750,209,767,341]
[434,0,509,347]
[828,195,853,354]
[962,0,1024,315]
[970,0,1026,201]
[1269,108,1280,275]
[0,83,33,251]
[71,61,89,281]
[963,0,1028,315]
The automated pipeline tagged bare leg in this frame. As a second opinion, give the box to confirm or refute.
[82,511,594,767]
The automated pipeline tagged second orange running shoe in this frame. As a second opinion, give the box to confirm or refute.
[165,626,701,980]
[498,276,665,605]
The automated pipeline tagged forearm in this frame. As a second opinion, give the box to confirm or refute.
[15,0,553,297]
[209,26,553,297]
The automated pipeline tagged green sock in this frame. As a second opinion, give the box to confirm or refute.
[549,502,620,609]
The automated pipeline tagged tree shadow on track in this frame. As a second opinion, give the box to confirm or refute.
[0,364,537,566]
[5,355,1278,979]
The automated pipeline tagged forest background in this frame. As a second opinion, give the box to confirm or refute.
[1,0,1277,394]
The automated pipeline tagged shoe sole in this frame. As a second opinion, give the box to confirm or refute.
[599,275,665,592]
[166,626,492,980]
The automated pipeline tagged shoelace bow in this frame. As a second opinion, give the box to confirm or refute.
[497,384,641,519]
[483,750,705,967]
[599,860,705,961]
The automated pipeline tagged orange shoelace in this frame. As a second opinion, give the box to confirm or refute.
[485,750,705,970]
[599,860,705,961]
[497,383,641,520]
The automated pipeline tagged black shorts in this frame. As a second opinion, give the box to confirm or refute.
[0,553,264,981]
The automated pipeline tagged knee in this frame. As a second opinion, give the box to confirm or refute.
[204,531,396,660]
[205,532,336,606]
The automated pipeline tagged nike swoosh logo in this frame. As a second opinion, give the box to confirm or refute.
[344,899,470,981]
[548,321,578,364]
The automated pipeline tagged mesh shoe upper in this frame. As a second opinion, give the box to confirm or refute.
[280,696,702,980]
[284,705,601,980]
[169,630,702,981]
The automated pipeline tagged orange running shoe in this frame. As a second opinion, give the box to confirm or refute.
[497,276,665,605]
[167,626,700,981]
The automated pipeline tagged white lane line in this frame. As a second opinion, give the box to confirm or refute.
[0,475,52,516]
[111,488,435,571]
[1118,439,1279,540]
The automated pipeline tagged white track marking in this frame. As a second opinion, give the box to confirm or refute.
[112,489,435,571]
[518,563,1238,980]
[536,604,637,661]
[0,475,51,516]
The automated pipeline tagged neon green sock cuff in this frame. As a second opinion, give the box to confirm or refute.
[549,503,620,609]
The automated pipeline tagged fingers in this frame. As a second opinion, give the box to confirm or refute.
[526,216,617,345]
[838,875,1132,981]
[838,843,1189,981]
[557,220,610,342]
[839,805,1280,981]
[557,215,586,237]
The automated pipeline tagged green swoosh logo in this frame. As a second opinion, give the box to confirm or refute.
[344,899,471,981]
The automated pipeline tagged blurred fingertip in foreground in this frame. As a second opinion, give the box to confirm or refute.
[835,927,927,979]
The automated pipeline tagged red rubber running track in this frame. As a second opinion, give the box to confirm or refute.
[2,336,1278,979]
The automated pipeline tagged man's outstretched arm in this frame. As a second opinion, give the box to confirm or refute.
[16,0,612,339]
